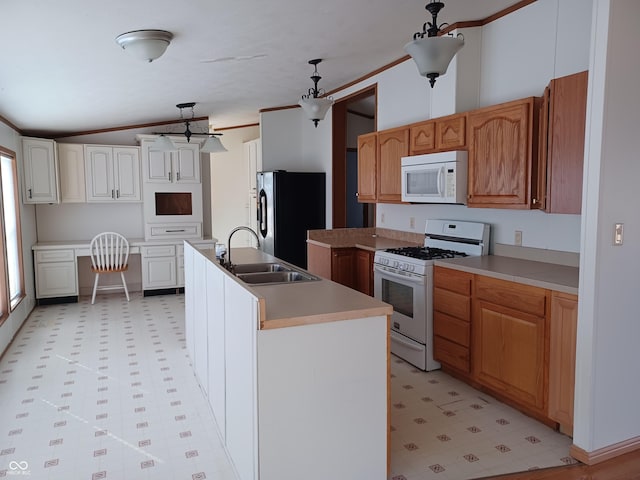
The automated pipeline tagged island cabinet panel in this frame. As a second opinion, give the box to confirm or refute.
[377,127,408,203]
[473,275,548,411]
[357,132,377,203]
[433,267,473,375]
[548,292,578,432]
[257,316,387,480]
[224,276,258,480]
[307,243,332,280]
[467,97,539,209]
[206,260,226,438]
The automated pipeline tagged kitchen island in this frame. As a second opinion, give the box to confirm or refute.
[183,243,392,480]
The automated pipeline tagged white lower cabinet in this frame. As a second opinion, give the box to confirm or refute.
[35,249,77,298]
[142,241,212,291]
[141,245,177,289]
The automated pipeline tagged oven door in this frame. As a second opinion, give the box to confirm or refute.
[373,264,427,344]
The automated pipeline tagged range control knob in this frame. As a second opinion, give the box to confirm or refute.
[393,261,400,269]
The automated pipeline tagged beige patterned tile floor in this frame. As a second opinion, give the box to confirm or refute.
[389,356,577,479]
[0,293,576,479]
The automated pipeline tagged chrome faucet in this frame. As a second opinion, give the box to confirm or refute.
[226,226,260,271]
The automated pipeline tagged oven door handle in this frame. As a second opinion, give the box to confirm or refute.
[373,265,425,285]
[391,333,424,352]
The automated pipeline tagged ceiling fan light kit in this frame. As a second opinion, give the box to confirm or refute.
[404,0,464,87]
[152,103,228,153]
[299,59,334,127]
[115,29,173,63]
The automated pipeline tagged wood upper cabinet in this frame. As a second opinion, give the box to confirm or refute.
[377,127,408,203]
[357,132,377,203]
[410,113,466,155]
[473,275,548,412]
[467,97,539,209]
[538,71,588,214]
[548,292,578,432]
[433,266,473,375]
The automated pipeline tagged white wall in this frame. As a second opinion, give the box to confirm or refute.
[574,0,640,453]
[0,123,37,354]
[209,125,260,245]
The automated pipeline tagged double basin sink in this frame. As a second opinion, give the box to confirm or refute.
[232,262,320,286]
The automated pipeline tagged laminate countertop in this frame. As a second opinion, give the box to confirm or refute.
[307,227,422,252]
[434,255,579,295]
[201,247,392,330]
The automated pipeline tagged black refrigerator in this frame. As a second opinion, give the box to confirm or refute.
[256,171,326,269]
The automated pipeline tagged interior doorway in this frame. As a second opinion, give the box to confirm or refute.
[331,85,377,228]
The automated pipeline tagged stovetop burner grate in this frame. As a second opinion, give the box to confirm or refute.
[383,246,468,260]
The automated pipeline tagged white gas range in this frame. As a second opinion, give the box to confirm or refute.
[373,219,490,370]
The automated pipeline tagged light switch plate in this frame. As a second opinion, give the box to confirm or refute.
[614,223,624,245]
[514,230,522,246]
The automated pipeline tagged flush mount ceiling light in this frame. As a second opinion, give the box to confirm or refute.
[152,102,228,153]
[115,29,173,63]
[298,59,334,128]
[404,1,464,87]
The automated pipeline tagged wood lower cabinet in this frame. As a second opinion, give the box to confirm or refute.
[473,275,548,412]
[307,243,373,295]
[548,292,578,432]
[433,266,473,375]
[354,249,374,296]
[467,97,539,209]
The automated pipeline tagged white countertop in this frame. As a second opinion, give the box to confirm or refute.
[201,247,392,330]
[434,255,579,295]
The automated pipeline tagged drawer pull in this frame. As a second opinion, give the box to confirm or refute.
[165,229,186,233]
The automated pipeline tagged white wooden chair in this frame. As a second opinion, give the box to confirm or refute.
[89,232,130,304]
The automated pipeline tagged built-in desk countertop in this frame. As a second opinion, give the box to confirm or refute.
[32,237,216,300]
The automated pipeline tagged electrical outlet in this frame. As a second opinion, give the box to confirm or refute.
[409,217,415,229]
[381,213,385,224]
[514,230,522,246]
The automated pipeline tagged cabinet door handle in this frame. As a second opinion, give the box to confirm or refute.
[111,189,115,199]
[28,188,32,199]
[116,189,120,198]
[169,171,172,182]
[176,171,180,181]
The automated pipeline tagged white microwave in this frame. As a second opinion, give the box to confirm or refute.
[401,151,468,204]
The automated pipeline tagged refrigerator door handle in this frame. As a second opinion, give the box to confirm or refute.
[259,189,268,238]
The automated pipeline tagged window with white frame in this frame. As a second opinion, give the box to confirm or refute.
[0,147,24,316]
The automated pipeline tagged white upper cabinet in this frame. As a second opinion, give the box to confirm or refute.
[22,137,59,204]
[85,145,141,202]
[57,143,86,203]
[142,140,200,184]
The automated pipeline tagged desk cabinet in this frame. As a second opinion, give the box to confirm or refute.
[35,249,77,298]
[85,145,141,202]
[141,141,200,184]
[22,137,59,204]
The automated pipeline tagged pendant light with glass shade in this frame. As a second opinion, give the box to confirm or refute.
[152,103,228,153]
[298,59,334,127]
[404,1,464,87]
